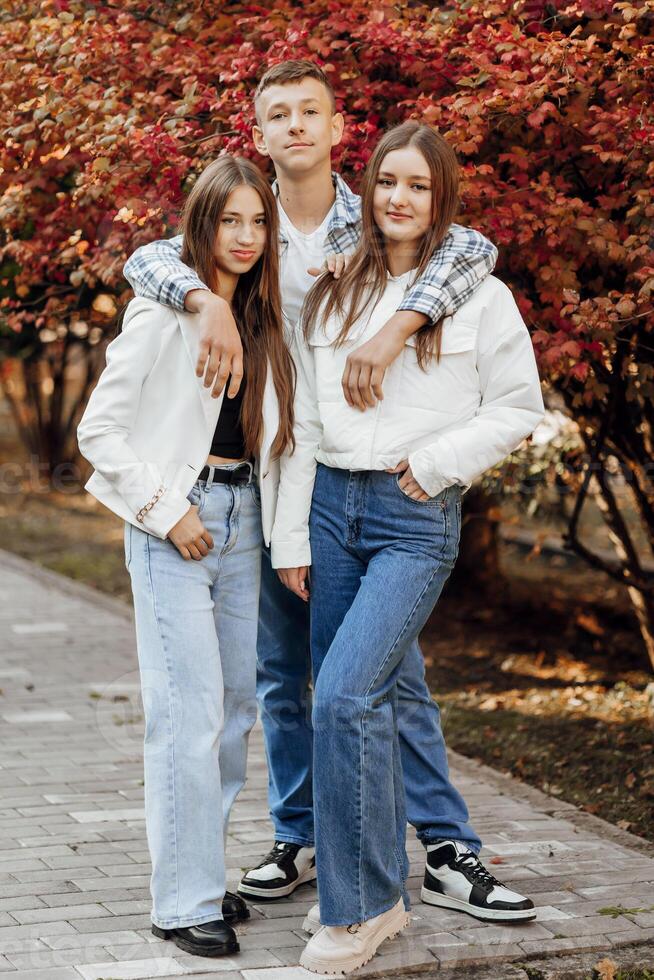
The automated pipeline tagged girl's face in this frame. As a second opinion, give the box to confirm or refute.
[213,184,268,276]
[372,146,434,250]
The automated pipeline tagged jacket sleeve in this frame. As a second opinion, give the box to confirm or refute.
[123,235,207,311]
[408,286,545,498]
[398,223,498,325]
[270,327,323,569]
[77,298,192,538]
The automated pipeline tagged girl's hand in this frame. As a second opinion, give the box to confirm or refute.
[307,253,351,280]
[277,566,310,602]
[167,505,214,560]
[386,460,431,502]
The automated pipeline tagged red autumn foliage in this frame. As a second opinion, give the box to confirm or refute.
[1,1,653,649]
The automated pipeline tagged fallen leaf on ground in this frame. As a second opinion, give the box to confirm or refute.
[593,957,618,980]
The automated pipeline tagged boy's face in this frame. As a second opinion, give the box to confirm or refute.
[253,78,344,175]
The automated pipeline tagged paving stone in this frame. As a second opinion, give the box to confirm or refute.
[4,946,118,970]
[0,969,80,980]
[76,959,187,980]
[519,935,611,955]
[2,553,654,980]
[447,922,554,945]
[431,942,526,966]
[609,926,654,945]
[69,913,152,933]
[0,921,76,942]
[0,939,45,957]
[42,889,137,908]
[13,903,108,924]
[101,900,152,915]
[546,913,635,937]
[174,950,286,970]
[72,876,152,892]
[44,930,144,950]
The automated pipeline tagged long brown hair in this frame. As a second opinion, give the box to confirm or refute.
[180,156,295,459]
[302,122,460,368]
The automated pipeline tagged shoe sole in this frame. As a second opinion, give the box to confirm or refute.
[237,864,317,899]
[420,885,537,922]
[299,904,411,975]
[151,925,240,957]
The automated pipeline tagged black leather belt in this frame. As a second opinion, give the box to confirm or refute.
[197,461,255,485]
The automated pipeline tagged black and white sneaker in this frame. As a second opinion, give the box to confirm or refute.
[421,840,536,922]
[237,842,317,900]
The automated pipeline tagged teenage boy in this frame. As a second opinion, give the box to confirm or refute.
[124,60,535,925]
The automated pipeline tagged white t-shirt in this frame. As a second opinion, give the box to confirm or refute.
[277,201,335,333]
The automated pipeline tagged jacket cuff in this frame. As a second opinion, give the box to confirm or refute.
[270,540,312,570]
[166,274,208,313]
[408,448,451,499]
[139,488,191,540]
[397,294,447,327]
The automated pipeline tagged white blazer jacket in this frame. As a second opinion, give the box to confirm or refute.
[77,297,281,542]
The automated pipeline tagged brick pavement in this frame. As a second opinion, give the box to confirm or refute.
[1,548,653,979]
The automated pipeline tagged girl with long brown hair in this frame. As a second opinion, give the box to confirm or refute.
[78,156,295,959]
[271,122,544,975]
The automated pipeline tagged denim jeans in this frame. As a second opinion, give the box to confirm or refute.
[257,546,314,845]
[309,464,465,925]
[126,470,262,929]
[257,509,479,856]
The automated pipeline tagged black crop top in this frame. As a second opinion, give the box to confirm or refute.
[210,374,247,460]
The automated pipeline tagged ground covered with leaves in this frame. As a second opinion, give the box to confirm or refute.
[424,541,654,841]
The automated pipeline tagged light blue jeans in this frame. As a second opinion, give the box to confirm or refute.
[125,468,262,929]
[309,464,464,926]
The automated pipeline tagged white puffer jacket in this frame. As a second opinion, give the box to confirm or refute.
[271,272,545,569]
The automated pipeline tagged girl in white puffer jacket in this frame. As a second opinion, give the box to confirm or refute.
[272,122,545,976]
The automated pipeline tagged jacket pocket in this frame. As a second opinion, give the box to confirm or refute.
[400,319,479,412]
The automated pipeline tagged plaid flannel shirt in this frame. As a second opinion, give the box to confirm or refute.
[123,172,498,324]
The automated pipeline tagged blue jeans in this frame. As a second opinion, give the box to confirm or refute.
[126,472,262,929]
[257,499,479,856]
[309,464,467,925]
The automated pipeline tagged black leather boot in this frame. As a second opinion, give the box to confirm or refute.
[223,890,250,923]
[152,918,239,957]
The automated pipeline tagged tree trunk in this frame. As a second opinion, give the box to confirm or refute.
[448,485,504,597]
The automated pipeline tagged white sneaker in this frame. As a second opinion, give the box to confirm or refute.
[299,897,410,976]
[302,902,321,934]
[421,840,536,922]
[238,841,316,899]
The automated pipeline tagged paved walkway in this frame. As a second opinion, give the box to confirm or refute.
[0,549,653,980]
